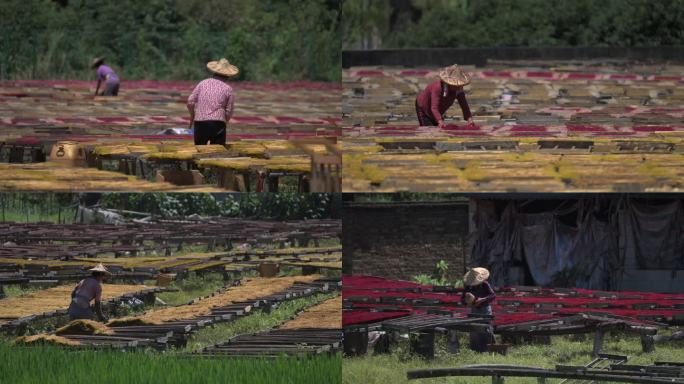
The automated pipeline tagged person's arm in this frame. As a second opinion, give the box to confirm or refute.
[475,282,496,307]
[95,79,101,96]
[187,85,200,130]
[187,105,195,130]
[224,92,235,123]
[93,283,107,322]
[94,301,107,322]
[456,91,474,125]
[430,85,444,128]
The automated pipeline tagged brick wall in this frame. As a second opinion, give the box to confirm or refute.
[342,201,470,281]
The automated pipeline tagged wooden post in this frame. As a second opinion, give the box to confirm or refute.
[592,329,605,357]
[267,175,279,192]
[641,334,655,353]
[410,331,435,360]
[492,376,505,384]
[343,329,368,357]
[373,332,390,354]
[447,329,460,354]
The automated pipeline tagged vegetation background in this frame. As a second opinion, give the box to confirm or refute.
[342,0,684,49]
[0,0,341,82]
[0,193,342,222]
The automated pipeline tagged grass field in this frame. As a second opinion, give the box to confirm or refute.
[0,209,76,224]
[1,285,43,298]
[0,342,341,384]
[184,291,339,351]
[0,289,342,383]
[343,332,684,384]
[153,272,229,306]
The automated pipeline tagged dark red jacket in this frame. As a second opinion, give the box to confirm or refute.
[416,80,472,123]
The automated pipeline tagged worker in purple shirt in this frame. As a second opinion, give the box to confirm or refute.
[91,57,120,96]
[462,267,496,352]
[416,64,475,128]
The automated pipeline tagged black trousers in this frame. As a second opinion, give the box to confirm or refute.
[103,82,119,96]
[194,120,227,145]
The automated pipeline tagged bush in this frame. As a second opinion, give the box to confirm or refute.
[0,0,341,82]
[99,193,337,220]
[342,0,684,49]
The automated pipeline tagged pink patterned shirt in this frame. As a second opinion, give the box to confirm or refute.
[187,77,235,122]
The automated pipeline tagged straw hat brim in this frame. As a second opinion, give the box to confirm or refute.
[464,267,489,286]
[207,61,239,77]
[439,67,471,87]
[88,264,111,275]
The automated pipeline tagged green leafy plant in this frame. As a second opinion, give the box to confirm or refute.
[412,260,463,287]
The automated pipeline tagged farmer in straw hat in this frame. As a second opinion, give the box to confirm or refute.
[187,58,239,145]
[461,267,496,352]
[415,64,474,128]
[67,263,111,322]
[91,57,120,96]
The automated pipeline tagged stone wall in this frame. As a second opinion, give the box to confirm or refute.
[342,201,470,281]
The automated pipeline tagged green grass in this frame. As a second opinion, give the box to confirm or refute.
[1,285,43,298]
[0,209,76,224]
[0,341,341,384]
[184,292,339,352]
[0,287,342,383]
[343,332,684,384]
[154,272,228,306]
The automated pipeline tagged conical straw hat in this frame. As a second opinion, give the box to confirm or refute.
[463,267,489,286]
[91,57,105,69]
[88,263,111,275]
[439,64,471,87]
[207,58,239,77]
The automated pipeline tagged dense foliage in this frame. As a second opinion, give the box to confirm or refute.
[0,193,78,223]
[342,0,684,49]
[0,0,340,82]
[100,193,341,220]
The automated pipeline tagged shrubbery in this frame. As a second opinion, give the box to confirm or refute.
[343,0,684,49]
[99,192,340,220]
[0,0,340,82]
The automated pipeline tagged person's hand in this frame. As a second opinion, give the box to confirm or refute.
[474,298,485,307]
[466,117,477,128]
[438,121,446,129]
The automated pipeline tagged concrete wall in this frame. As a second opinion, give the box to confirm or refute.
[342,46,684,68]
[342,201,470,281]
[617,269,684,293]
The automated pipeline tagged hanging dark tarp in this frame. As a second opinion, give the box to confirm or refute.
[622,200,684,270]
[470,198,682,289]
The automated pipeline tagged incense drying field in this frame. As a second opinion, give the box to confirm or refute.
[343,61,684,192]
